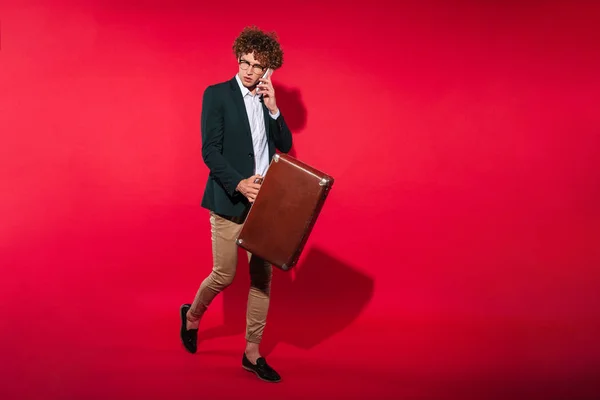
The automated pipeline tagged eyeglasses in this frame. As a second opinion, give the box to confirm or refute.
[239,59,266,75]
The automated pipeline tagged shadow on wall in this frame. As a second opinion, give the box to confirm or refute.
[272,84,307,159]
[198,246,375,355]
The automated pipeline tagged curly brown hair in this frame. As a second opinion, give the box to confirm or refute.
[232,26,284,70]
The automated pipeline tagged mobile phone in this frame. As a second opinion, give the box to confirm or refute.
[257,68,272,95]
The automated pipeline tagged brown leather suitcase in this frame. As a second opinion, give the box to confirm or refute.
[236,153,334,271]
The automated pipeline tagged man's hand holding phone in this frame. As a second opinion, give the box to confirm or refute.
[236,174,263,203]
[257,69,278,115]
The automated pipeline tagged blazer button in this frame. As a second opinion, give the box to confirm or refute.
[248,153,254,158]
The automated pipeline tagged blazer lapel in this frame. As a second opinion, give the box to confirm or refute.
[261,100,271,139]
[229,77,252,140]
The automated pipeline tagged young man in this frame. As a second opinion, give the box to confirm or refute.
[179,26,292,383]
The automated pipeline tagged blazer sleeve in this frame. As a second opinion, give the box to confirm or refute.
[201,86,245,197]
[270,113,293,153]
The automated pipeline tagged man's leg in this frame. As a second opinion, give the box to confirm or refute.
[244,252,273,353]
[181,212,242,352]
[241,252,281,382]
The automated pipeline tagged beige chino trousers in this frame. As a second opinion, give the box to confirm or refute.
[188,211,272,344]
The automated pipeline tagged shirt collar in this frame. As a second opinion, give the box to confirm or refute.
[235,74,252,97]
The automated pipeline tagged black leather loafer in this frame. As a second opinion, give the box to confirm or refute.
[242,353,281,383]
[179,304,197,353]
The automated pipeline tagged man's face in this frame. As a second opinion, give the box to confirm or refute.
[237,52,267,89]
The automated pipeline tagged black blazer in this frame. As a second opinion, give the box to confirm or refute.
[200,76,293,218]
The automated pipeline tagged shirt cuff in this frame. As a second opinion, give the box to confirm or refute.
[269,109,280,119]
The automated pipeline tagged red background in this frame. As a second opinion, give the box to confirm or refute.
[1,1,599,398]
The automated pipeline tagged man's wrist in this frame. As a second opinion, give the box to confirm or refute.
[269,107,280,119]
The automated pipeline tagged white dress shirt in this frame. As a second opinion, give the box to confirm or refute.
[235,74,280,177]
